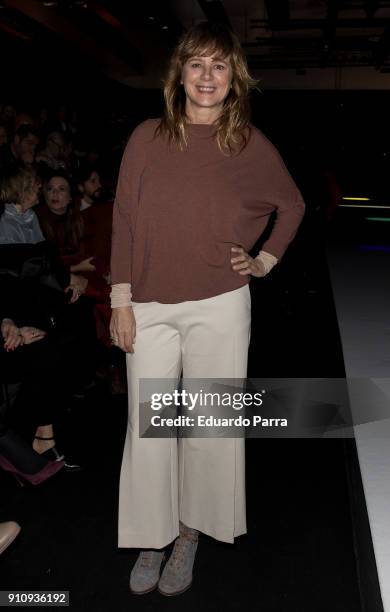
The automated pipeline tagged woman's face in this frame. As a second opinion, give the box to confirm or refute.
[44,176,71,215]
[181,52,232,122]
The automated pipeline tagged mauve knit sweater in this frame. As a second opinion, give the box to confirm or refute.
[110,119,305,303]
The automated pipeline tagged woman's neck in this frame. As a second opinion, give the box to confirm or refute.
[185,103,221,125]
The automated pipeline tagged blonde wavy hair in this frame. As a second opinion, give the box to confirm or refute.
[155,21,258,154]
[0,163,36,207]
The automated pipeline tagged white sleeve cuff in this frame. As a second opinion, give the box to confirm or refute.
[255,250,278,275]
[110,283,132,308]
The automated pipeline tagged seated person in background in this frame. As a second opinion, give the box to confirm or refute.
[0,163,86,297]
[77,164,102,211]
[0,163,97,394]
[35,169,93,275]
[53,105,77,139]
[14,113,35,131]
[0,125,39,170]
[0,279,80,472]
[76,163,113,280]
[36,130,67,173]
[0,163,43,244]
[76,164,124,391]
[37,169,120,388]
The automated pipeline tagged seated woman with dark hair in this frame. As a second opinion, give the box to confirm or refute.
[37,170,122,391]
[35,169,94,275]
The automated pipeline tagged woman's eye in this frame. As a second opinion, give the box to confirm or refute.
[191,63,201,68]
[215,64,225,70]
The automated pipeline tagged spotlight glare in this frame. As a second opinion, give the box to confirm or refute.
[340,204,390,209]
[342,197,370,201]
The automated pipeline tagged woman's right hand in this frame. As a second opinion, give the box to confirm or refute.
[1,319,24,351]
[110,306,136,353]
[66,274,89,303]
[19,326,47,345]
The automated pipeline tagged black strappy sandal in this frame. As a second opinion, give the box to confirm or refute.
[34,436,82,472]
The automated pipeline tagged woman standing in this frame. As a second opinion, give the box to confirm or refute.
[110,22,305,596]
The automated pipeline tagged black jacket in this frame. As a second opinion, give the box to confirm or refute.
[0,241,70,291]
[0,241,71,330]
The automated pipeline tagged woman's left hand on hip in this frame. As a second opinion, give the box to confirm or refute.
[230,246,266,278]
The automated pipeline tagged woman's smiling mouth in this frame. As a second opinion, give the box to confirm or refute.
[196,86,216,93]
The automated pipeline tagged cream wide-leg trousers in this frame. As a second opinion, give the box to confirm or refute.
[118,285,251,549]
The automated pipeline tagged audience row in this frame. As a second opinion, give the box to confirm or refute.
[0,102,125,486]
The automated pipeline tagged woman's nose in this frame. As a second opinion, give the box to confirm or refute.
[201,66,213,80]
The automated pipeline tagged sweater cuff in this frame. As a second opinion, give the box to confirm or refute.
[255,250,278,275]
[110,283,132,308]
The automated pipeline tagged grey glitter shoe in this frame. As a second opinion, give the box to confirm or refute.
[158,523,199,596]
[130,549,166,595]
